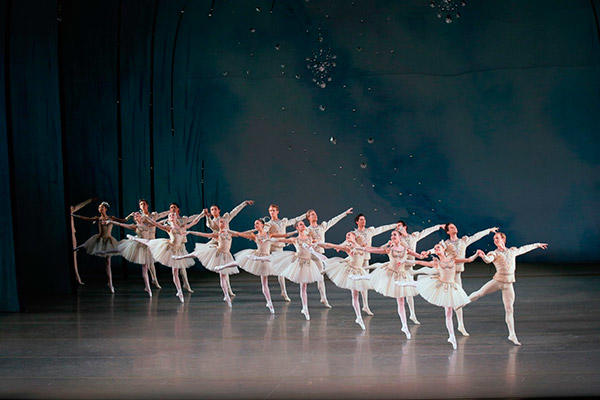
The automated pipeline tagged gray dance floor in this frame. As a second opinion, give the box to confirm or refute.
[1,263,599,399]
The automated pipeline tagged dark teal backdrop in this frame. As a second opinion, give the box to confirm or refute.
[1,0,599,311]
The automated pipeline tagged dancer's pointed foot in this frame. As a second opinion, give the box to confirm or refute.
[355,317,366,330]
[144,287,152,298]
[458,326,470,337]
[362,306,374,316]
[152,280,162,289]
[301,308,310,320]
[320,298,332,308]
[77,280,85,286]
[266,302,275,314]
[455,300,469,311]
[176,291,184,303]
[401,326,412,339]
[508,335,521,346]
[184,286,194,293]
[229,291,236,297]
[409,315,421,325]
[282,292,291,302]
[108,284,115,294]
[226,298,232,308]
[448,336,457,350]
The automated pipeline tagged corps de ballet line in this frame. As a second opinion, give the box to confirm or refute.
[71,199,548,349]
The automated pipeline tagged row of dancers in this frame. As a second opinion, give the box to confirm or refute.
[72,199,547,349]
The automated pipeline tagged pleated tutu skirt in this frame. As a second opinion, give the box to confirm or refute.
[117,234,153,265]
[271,251,322,284]
[324,257,371,291]
[234,249,273,276]
[141,238,195,269]
[416,275,469,308]
[369,263,418,298]
[193,243,239,275]
[82,234,119,258]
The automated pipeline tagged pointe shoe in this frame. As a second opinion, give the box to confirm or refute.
[448,336,457,350]
[226,297,232,308]
[362,306,374,316]
[77,280,85,286]
[177,292,184,303]
[301,308,310,320]
[108,284,115,294]
[458,326,470,337]
[320,298,332,308]
[409,315,421,325]
[229,291,236,297]
[153,281,162,289]
[282,292,291,302]
[266,302,275,314]
[144,288,152,298]
[508,335,521,346]
[355,317,366,330]
[402,327,412,339]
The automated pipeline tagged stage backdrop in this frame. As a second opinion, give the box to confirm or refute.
[1,0,599,311]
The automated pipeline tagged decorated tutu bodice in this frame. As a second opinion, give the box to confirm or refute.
[98,218,114,238]
[386,246,408,271]
[168,225,187,247]
[255,232,271,256]
[293,236,313,260]
[342,241,366,269]
[216,231,233,253]
[135,223,153,240]
[436,258,457,283]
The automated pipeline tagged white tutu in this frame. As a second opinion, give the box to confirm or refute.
[193,243,239,275]
[416,275,469,308]
[82,234,119,258]
[117,234,153,265]
[142,238,195,269]
[234,249,273,276]
[271,251,322,284]
[324,257,371,291]
[369,262,418,298]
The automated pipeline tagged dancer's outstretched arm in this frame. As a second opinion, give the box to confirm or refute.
[317,242,351,253]
[187,230,217,239]
[371,223,397,237]
[71,214,98,222]
[454,253,479,264]
[227,200,254,221]
[270,231,297,238]
[228,230,254,240]
[108,220,136,231]
[414,224,444,241]
[323,208,353,231]
[185,211,207,229]
[515,242,548,256]
[142,216,171,233]
[465,227,499,246]
[285,212,306,227]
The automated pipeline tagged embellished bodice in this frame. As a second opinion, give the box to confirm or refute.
[293,236,313,260]
[98,218,113,238]
[255,232,271,256]
[436,257,458,283]
[490,248,517,283]
[306,224,327,254]
[216,231,233,253]
[135,223,153,240]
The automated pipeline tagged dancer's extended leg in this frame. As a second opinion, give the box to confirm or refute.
[179,268,193,293]
[445,307,457,349]
[317,278,331,308]
[397,297,411,339]
[300,283,309,320]
[279,276,290,301]
[105,258,114,293]
[261,275,274,314]
[220,273,231,307]
[142,264,152,297]
[454,272,468,336]
[361,290,373,316]
[172,268,184,303]
[502,284,521,345]
[352,290,365,329]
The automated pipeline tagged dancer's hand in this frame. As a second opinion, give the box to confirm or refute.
[490,227,499,233]
[345,207,353,215]
[246,200,255,206]
[476,249,486,257]
[418,251,429,259]
[538,243,548,250]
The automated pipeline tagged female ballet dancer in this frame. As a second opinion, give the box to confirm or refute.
[464,232,548,346]
[305,207,354,308]
[136,212,203,303]
[156,202,206,294]
[233,219,295,313]
[263,204,306,302]
[318,232,377,330]
[396,222,444,324]
[125,199,163,289]
[205,200,254,298]
[105,213,155,297]
[433,223,499,336]
[270,221,323,320]
[176,218,242,307]
[353,213,397,315]
[365,230,428,338]
[409,243,480,349]
[72,201,124,293]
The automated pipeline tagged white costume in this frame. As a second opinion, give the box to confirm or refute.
[324,244,370,291]
[192,231,240,275]
[370,246,418,299]
[271,236,322,284]
[234,232,274,276]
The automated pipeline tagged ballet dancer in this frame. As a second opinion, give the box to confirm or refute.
[464,232,548,345]
[433,223,499,336]
[206,200,255,298]
[409,243,480,349]
[125,199,163,289]
[137,212,204,303]
[365,230,428,338]
[104,213,156,296]
[396,221,444,324]
[70,197,94,285]
[156,202,206,294]
[176,218,243,307]
[318,232,380,330]
[263,204,306,302]
[270,221,323,320]
[233,219,295,313]
[305,207,354,308]
[353,213,397,315]
[72,201,125,293]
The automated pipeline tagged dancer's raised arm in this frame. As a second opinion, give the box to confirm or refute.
[516,242,548,256]
[143,216,171,233]
[187,230,217,239]
[465,227,499,245]
[371,222,397,237]
[413,224,444,241]
[317,241,350,253]
[185,211,206,229]
[71,214,99,222]
[108,220,136,231]
[323,208,353,231]
[227,200,254,221]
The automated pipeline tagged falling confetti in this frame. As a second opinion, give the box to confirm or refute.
[250,27,256,32]
[306,48,337,89]
[429,0,466,23]
[367,137,374,144]
[275,44,280,50]
[329,136,337,144]
[360,162,367,169]
[319,104,326,111]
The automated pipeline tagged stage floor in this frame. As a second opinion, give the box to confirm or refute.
[1,264,599,399]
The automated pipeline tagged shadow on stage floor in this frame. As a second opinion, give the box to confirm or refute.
[1,263,599,399]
